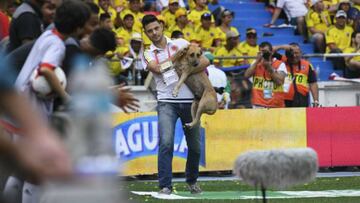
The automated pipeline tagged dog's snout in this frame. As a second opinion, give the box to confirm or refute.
[193,62,199,67]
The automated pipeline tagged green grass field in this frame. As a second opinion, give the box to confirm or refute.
[122,176,360,202]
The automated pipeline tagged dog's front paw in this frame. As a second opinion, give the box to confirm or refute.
[172,89,179,97]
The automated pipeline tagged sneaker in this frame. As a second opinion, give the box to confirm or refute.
[158,187,172,195]
[187,183,202,194]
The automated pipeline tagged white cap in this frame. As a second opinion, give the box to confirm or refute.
[131,32,142,42]
[335,10,347,18]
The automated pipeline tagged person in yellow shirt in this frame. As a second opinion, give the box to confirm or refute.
[214,30,244,68]
[326,10,354,70]
[239,28,259,64]
[116,12,140,47]
[187,0,212,29]
[120,0,145,31]
[343,31,360,78]
[306,0,332,53]
[193,13,221,51]
[168,8,194,41]
[98,0,118,23]
[161,0,179,29]
[216,9,239,46]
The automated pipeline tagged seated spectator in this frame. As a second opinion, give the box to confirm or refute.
[192,13,221,52]
[100,13,114,31]
[171,30,184,39]
[115,12,139,47]
[98,0,117,24]
[188,0,212,28]
[214,30,243,69]
[216,9,239,46]
[161,0,179,29]
[120,0,145,32]
[337,0,359,26]
[239,28,259,64]
[156,0,185,11]
[326,10,353,70]
[343,31,360,78]
[168,8,194,41]
[306,0,332,53]
[244,42,287,108]
[265,0,308,42]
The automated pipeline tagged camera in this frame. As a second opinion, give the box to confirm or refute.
[285,49,295,59]
[262,51,271,60]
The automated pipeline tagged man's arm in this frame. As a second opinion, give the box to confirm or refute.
[264,62,286,85]
[39,67,70,102]
[244,52,262,78]
[309,82,319,107]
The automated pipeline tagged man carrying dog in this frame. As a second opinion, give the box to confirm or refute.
[141,14,209,195]
[244,41,287,108]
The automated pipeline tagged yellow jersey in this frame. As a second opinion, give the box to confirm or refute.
[214,46,243,67]
[187,9,213,29]
[343,47,360,61]
[120,9,145,32]
[217,27,239,46]
[99,7,117,23]
[306,9,332,34]
[194,26,221,49]
[115,27,140,47]
[325,25,354,52]
[161,9,177,29]
[168,24,194,41]
[238,41,259,64]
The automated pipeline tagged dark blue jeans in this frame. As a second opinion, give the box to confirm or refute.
[157,102,201,189]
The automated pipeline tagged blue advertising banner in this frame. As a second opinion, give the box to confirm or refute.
[113,115,206,167]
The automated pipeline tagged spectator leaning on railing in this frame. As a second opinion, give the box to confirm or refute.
[214,30,244,69]
[239,28,259,64]
[343,31,360,78]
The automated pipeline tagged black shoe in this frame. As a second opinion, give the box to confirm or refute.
[187,183,202,194]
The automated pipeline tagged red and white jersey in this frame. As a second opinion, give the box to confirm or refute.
[15,29,65,116]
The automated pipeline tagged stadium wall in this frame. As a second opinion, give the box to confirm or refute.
[112,107,360,176]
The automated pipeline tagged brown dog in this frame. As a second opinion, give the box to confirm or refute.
[172,44,217,129]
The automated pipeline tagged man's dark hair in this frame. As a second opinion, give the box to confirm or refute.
[142,14,159,28]
[90,28,116,54]
[289,42,300,48]
[86,2,100,14]
[259,41,273,51]
[100,13,111,21]
[54,0,91,35]
[171,30,184,39]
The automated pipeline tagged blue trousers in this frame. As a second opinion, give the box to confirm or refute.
[157,102,200,189]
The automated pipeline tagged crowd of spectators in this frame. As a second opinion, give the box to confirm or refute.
[0,0,332,111]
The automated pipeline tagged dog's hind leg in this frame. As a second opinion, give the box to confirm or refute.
[185,99,205,129]
[191,100,199,120]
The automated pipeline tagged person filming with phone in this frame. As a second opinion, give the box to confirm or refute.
[244,41,287,108]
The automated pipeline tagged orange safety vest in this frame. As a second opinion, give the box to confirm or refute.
[251,59,285,108]
[284,59,311,101]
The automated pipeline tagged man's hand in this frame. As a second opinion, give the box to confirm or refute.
[115,84,140,113]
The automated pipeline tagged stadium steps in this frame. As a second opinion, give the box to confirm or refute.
[218,0,339,80]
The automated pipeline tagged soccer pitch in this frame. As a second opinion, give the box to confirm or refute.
[123,176,360,202]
